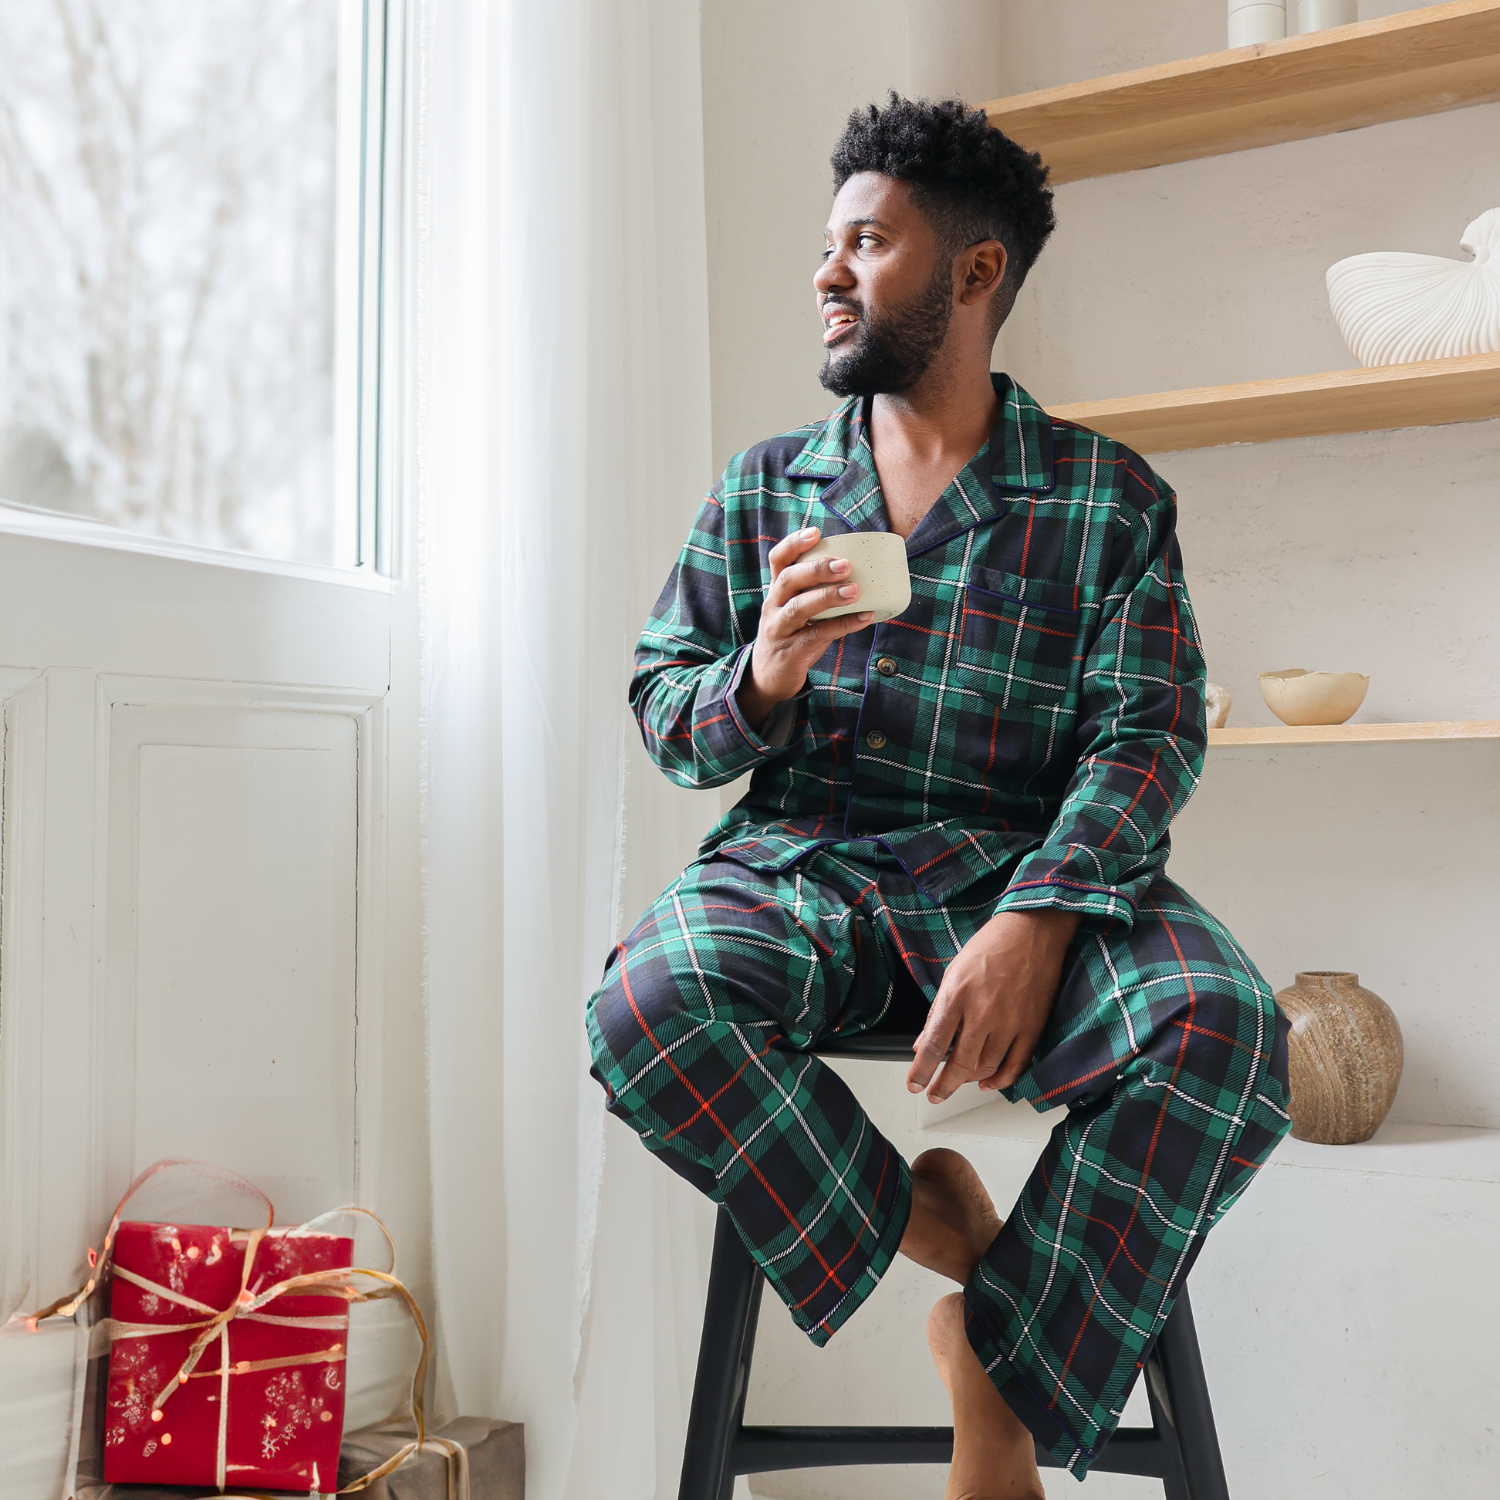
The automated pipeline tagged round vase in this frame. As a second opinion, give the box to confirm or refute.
[1275,972,1403,1144]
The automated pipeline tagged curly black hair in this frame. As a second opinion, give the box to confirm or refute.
[830,94,1056,330]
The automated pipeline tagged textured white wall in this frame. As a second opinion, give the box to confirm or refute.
[698,3,1499,1495]
[701,0,1010,473]
[999,106,1500,398]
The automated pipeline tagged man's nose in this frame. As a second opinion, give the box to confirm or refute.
[814,251,852,294]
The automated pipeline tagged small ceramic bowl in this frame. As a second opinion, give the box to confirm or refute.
[1259,668,1369,726]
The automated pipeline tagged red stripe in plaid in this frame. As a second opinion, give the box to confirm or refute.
[589,857,921,1343]
[963,877,1289,1473]
[616,950,853,1298]
[630,373,1208,920]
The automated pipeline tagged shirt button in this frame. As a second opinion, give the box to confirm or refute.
[875,657,897,677]
[865,730,887,750]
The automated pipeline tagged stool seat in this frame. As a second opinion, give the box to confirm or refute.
[807,1029,923,1061]
[678,1030,1232,1500]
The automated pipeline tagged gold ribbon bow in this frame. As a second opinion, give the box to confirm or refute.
[31,1159,432,1498]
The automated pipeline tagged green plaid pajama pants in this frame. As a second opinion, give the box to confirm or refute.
[586,849,1290,1475]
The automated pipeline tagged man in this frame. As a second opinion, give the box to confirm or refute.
[588,96,1290,1497]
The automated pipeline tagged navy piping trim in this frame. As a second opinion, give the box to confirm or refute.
[717,837,845,873]
[715,831,928,890]
[721,644,777,757]
[965,583,1080,619]
[906,510,1006,562]
[1000,875,1139,911]
[992,474,1058,498]
[842,631,883,844]
[871,834,923,886]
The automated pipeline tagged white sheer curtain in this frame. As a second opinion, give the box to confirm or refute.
[419,1,724,1495]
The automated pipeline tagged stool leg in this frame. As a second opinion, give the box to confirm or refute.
[1151,1287,1231,1500]
[716,1270,764,1500]
[1143,1347,1191,1500]
[679,1209,762,1500]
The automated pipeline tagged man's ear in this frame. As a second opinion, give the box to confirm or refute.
[959,241,1007,305]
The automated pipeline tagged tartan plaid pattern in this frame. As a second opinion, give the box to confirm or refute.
[631,374,1208,928]
[594,376,1290,1476]
[964,877,1290,1473]
[586,853,1289,1474]
[587,854,921,1346]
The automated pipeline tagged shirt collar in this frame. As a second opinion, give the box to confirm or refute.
[785,373,1056,538]
[985,373,1056,495]
[784,398,859,482]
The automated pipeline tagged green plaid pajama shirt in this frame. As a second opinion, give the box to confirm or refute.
[587,375,1290,1475]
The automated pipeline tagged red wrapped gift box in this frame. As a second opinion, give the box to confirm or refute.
[103,1220,354,1492]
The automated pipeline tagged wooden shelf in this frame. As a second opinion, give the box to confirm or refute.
[928,1104,1500,1183]
[1209,720,1500,747]
[1048,351,1500,452]
[982,0,1500,183]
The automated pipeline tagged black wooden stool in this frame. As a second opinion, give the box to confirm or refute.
[678,1031,1232,1500]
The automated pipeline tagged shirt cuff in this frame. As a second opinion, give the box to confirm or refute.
[760,696,797,748]
[705,645,809,768]
[993,852,1140,929]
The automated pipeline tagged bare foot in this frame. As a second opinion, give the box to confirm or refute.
[900,1149,1002,1282]
[927,1291,1046,1500]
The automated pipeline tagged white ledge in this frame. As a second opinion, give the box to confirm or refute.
[924,1101,1500,1183]
[0,499,393,590]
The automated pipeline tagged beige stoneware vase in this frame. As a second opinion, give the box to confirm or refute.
[1275,971,1403,1145]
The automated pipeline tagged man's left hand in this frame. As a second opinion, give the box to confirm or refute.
[907,909,1082,1103]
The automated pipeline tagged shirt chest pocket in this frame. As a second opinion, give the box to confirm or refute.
[956,566,1081,705]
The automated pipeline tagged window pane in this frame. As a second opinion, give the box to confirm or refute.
[0,0,352,565]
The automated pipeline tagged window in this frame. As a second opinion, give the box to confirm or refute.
[0,0,395,570]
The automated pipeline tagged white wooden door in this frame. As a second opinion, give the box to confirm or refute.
[0,526,416,1495]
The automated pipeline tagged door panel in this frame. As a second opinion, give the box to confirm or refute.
[112,711,359,1223]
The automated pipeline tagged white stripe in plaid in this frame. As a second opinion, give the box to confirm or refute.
[587,855,1289,1475]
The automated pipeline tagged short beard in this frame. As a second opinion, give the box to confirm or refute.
[819,261,955,398]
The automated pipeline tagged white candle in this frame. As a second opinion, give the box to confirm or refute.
[1300,0,1358,32]
[1228,0,1287,47]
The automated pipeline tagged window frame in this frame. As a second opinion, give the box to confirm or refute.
[351,0,410,579]
[0,0,408,583]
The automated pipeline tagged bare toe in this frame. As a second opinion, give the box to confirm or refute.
[907,1148,1002,1278]
[927,1291,1045,1500]
[926,1289,967,1395]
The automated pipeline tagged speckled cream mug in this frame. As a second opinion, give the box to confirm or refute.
[805,531,912,623]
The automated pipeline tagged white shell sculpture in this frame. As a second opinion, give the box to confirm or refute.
[1326,208,1500,367]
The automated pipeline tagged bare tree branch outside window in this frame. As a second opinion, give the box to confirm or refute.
[0,0,341,564]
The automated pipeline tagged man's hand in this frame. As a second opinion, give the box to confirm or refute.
[736,527,876,732]
[908,909,1082,1102]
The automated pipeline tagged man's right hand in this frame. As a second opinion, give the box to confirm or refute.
[737,527,876,732]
